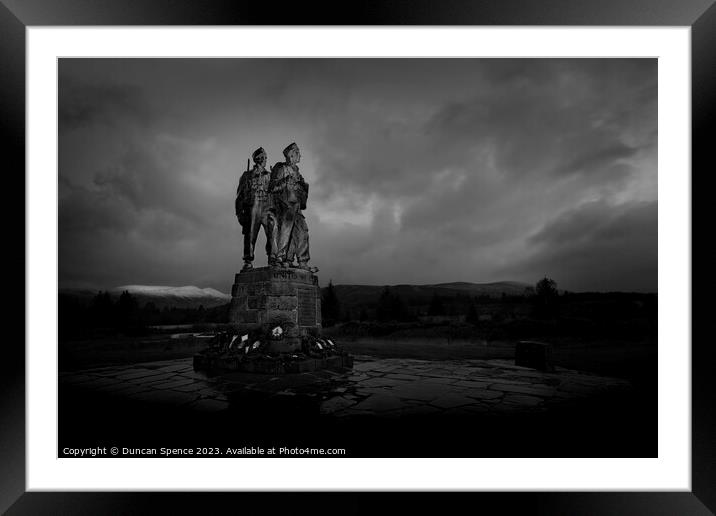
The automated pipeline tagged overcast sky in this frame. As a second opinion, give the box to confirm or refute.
[58,58,657,293]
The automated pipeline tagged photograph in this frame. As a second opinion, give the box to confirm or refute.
[57,57,658,458]
[2,0,710,509]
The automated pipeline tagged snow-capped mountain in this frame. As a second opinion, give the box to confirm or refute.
[111,285,231,309]
[59,285,231,309]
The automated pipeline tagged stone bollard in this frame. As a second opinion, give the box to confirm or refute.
[515,341,555,372]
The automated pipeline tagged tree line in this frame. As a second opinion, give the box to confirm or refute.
[320,276,564,326]
[59,290,228,339]
[60,277,655,341]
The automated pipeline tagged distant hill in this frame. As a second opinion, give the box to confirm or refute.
[59,280,530,313]
[59,285,231,310]
[324,281,532,313]
[427,281,532,296]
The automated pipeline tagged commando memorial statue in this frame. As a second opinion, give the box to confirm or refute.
[236,147,277,271]
[194,142,352,374]
[270,142,317,273]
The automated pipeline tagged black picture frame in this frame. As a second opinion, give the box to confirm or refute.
[2,1,712,513]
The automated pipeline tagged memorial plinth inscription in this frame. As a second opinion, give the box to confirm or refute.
[228,267,321,353]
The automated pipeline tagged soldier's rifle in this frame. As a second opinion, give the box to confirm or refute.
[238,157,251,232]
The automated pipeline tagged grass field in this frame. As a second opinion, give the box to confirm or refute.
[58,334,209,371]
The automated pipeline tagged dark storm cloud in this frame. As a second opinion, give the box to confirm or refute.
[502,200,657,292]
[58,58,657,292]
[91,136,219,226]
[553,143,638,177]
[59,78,152,131]
[307,60,656,196]
[421,60,654,181]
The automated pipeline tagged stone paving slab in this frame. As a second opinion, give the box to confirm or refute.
[60,354,631,418]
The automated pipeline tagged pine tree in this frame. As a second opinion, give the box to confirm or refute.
[117,290,139,329]
[90,290,114,328]
[321,280,341,327]
[376,286,392,322]
[534,276,559,318]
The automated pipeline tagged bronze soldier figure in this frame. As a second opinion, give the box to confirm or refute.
[269,142,316,271]
[236,147,277,271]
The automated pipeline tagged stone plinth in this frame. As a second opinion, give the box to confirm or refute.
[228,266,322,353]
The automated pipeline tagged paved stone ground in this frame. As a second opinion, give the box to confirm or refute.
[60,354,631,418]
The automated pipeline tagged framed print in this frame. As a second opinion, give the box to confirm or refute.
[2,0,713,513]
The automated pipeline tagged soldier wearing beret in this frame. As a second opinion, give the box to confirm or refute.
[236,147,277,271]
[269,142,315,271]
